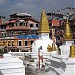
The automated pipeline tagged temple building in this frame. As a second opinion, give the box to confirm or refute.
[0,13,39,52]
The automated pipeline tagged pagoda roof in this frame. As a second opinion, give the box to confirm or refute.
[0,17,39,26]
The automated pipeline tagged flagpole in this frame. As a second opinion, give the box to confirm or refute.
[38,46,42,69]
[38,50,40,69]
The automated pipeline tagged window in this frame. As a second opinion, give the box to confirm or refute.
[30,41,33,45]
[36,33,38,35]
[8,41,11,46]
[11,41,14,46]
[36,24,38,27]
[24,23,26,26]
[15,22,17,26]
[30,23,33,27]
[1,26,3,29]
[26,21,28,27]
[18,41,22,46]
[20,22,23,26]
[25,41,28,46]
[2,40,5,46]
[10,23,14,27]
[24,21,28,27]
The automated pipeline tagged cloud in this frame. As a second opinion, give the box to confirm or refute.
[0,0,5,3]
[0,0,74,19]
[12,2,36,9]
[13,3,24,8]
[0,0,8,4]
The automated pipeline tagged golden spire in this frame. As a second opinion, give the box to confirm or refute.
[39,8,50,33]
[64,18,73,40]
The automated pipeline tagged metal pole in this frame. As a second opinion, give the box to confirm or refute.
[38,50,40,69]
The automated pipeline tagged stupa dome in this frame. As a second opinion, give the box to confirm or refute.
[32,39,53,53]
[32,38,58,58]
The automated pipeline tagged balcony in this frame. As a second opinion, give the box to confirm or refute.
[6,26,30,31]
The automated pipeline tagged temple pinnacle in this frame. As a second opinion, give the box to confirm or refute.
[39,8,50,33]
[64,18,73,40]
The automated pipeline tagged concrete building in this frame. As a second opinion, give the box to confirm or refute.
[0,13,39,52]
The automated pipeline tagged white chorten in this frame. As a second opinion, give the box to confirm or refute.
[0,53,25,75]
[60,18,74,55]
[32,9,58,58]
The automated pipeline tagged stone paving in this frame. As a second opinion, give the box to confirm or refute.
[25,65,47,75]
[25,66,38,75]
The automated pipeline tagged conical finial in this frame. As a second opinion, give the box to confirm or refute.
[64,18,73,40]
[66,18,69,23]
[39,8,50,33]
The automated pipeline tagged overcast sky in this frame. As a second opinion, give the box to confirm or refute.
[0,0,74,20]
